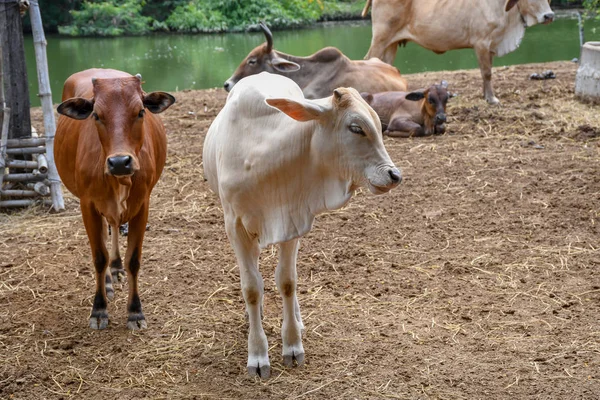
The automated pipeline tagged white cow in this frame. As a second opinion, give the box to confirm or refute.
[203,72,401,378]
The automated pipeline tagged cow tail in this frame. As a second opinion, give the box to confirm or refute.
[361,0,372,18]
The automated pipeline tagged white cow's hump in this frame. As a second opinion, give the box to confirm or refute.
[231,72,305,104]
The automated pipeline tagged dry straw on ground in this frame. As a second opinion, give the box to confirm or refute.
[1,61,599,399]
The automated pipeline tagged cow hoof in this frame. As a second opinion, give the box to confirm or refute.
[283,344,305,367]
[247,361,270,379]
[486,96,500,105]
[127,313,147,330]
[89,314,109,330]
[111,270,126,284]
[110,259,126,283]
[127,318,147,330]
[106,285,115,301]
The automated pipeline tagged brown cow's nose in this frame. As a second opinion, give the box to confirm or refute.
[107,155,133,176]
[388,168,402,184]
[435,114,447,124]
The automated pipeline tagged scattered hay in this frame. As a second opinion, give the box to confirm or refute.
[1,62,599,399]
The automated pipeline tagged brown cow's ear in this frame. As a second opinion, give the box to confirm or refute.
[405,91,425,101]
[505,0,519,12]
[271,57,301,73]
[57,97,94,120]
[360,92,374,104]
[144,92,176,114]
[265,97,325,121]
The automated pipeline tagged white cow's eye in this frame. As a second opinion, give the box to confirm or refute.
[349,123,365,136]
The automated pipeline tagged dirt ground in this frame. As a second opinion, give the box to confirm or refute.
[1,61,599,399]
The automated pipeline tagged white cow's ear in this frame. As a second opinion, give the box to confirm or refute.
[265,98,324,121]
[505,0,519,11]
[271,57,301,73]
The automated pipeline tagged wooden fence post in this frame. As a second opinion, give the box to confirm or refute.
[29,0,64,211]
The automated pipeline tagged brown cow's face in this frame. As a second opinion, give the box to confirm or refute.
[224,25,300,92]
[506,0,554,26]
[406,82,450,134]
[57,76,175,177]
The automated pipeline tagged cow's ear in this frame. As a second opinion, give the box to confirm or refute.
[57,98,94,120]
[271,57,301,73]
[144,92,176,114]
[361,92,374,104]
[265,97,325,121]
[405,91,425,101]
[505,0,519,11]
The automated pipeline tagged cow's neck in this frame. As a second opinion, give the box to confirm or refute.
[418,101,434,131]
[102,176,133,226]
[494,6,526,57]
[273,50,343,93]
[306,121,354,214]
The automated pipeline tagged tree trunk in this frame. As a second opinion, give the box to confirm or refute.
[0,0,31,140]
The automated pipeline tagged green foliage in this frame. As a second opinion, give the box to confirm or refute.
[34,0,595,36]
[58,0,152,36]
[165,0,323,33]
[582,0,600,19]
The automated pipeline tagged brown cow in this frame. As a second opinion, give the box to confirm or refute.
[224,22,407,98]
[361,81,450,137]
[362,0,554,104]
[55,68,175,330]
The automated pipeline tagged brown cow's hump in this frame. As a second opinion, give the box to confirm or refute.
[311,47,343,63]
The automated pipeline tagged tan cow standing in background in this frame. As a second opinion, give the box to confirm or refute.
[363,0,555,104]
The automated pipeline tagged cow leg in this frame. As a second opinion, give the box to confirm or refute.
[124,203,149,330]
[475,47,499,105]
[81,202,110,330]
[385,118,425,138]
[225,216,270,378]
[276,239,305,368]
[109,223,125,284]
[104,222,125,301]
[382,43,399,65]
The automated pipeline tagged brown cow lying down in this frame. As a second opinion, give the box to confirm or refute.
[361,81,450,138]
[55,69,175,330]
[362,0,554,104]
[223,22,407,99]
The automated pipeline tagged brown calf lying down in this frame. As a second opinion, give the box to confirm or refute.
[361,81,450,138]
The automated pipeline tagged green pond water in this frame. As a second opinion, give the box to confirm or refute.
[24,17,600,106]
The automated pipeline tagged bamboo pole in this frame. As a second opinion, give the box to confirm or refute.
[3,172,47,182]
[1,189,39,198]
[5,146,46,155]
[7,159,38,170]
[32,181,50,195]
[0,42,9,193]
[29,0,64,211]
[36,153,47,173]
[6,137,45,147]
[0,199,53,208]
